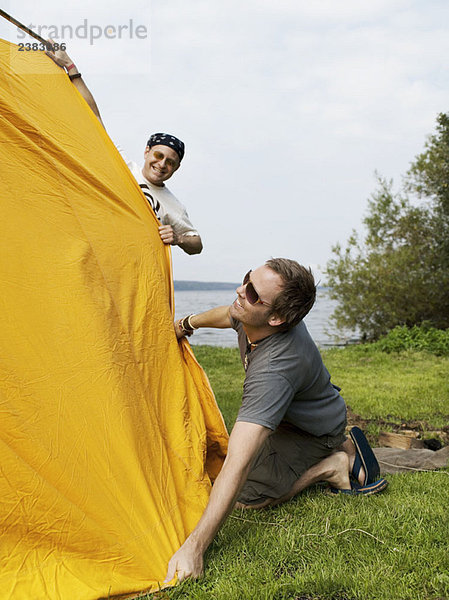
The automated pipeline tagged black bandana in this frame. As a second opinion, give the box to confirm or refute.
[146,133,185,162]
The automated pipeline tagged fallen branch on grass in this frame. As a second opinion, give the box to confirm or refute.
[229,515,400,551]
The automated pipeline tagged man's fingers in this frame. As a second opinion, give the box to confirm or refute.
[159,225,176,244]
[45,38,56,52]
[164,546,203,584]
[45,38,54,57]
[176,569,189,582]
[174,321,185,339]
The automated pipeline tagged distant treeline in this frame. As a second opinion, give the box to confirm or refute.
[174,281,327,291]
[174,281,239,291]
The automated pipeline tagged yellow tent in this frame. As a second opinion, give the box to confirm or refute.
[0,39,228,599]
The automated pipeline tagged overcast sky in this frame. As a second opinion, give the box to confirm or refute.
[2,1,449,282]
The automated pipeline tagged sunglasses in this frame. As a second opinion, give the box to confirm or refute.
[152,150,178,169]
[242,270,272,306]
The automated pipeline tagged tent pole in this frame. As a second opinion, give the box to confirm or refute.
[0,9,50,47]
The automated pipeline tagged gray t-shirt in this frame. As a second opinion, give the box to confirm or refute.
[232,318,346,436]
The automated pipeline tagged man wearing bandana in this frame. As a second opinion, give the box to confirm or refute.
[118,132,203,255]
[46,44,203,255]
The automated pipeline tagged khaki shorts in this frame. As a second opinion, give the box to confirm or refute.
[237,421,347,505]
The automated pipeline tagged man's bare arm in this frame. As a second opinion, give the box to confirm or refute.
[175,306,232,339]
[45,40,105,128]
[164,421,270,582]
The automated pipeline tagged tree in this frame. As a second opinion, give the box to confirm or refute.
[407,113,449,267]
[326,113,449,340]
[408,113,449,216]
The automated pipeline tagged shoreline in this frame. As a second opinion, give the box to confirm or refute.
[188,339,361,350]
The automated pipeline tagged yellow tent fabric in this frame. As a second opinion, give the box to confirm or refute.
[0,39,228,599]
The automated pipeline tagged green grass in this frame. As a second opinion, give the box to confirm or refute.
[194,343,449,431]
[322,345,449,429]
[193,346,245,429]
[147,344,449,600]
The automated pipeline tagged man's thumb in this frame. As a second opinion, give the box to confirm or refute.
[163,559,177,584]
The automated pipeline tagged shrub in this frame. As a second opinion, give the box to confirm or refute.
[373,324,449,355]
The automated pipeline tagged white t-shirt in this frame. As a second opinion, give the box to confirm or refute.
[117,146,199,238]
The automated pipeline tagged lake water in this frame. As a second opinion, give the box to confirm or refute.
[174,288,358,348]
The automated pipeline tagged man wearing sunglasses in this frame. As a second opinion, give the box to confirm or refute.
[166,258,387,583]
[45,44,203,256]
[118,132,203,255]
